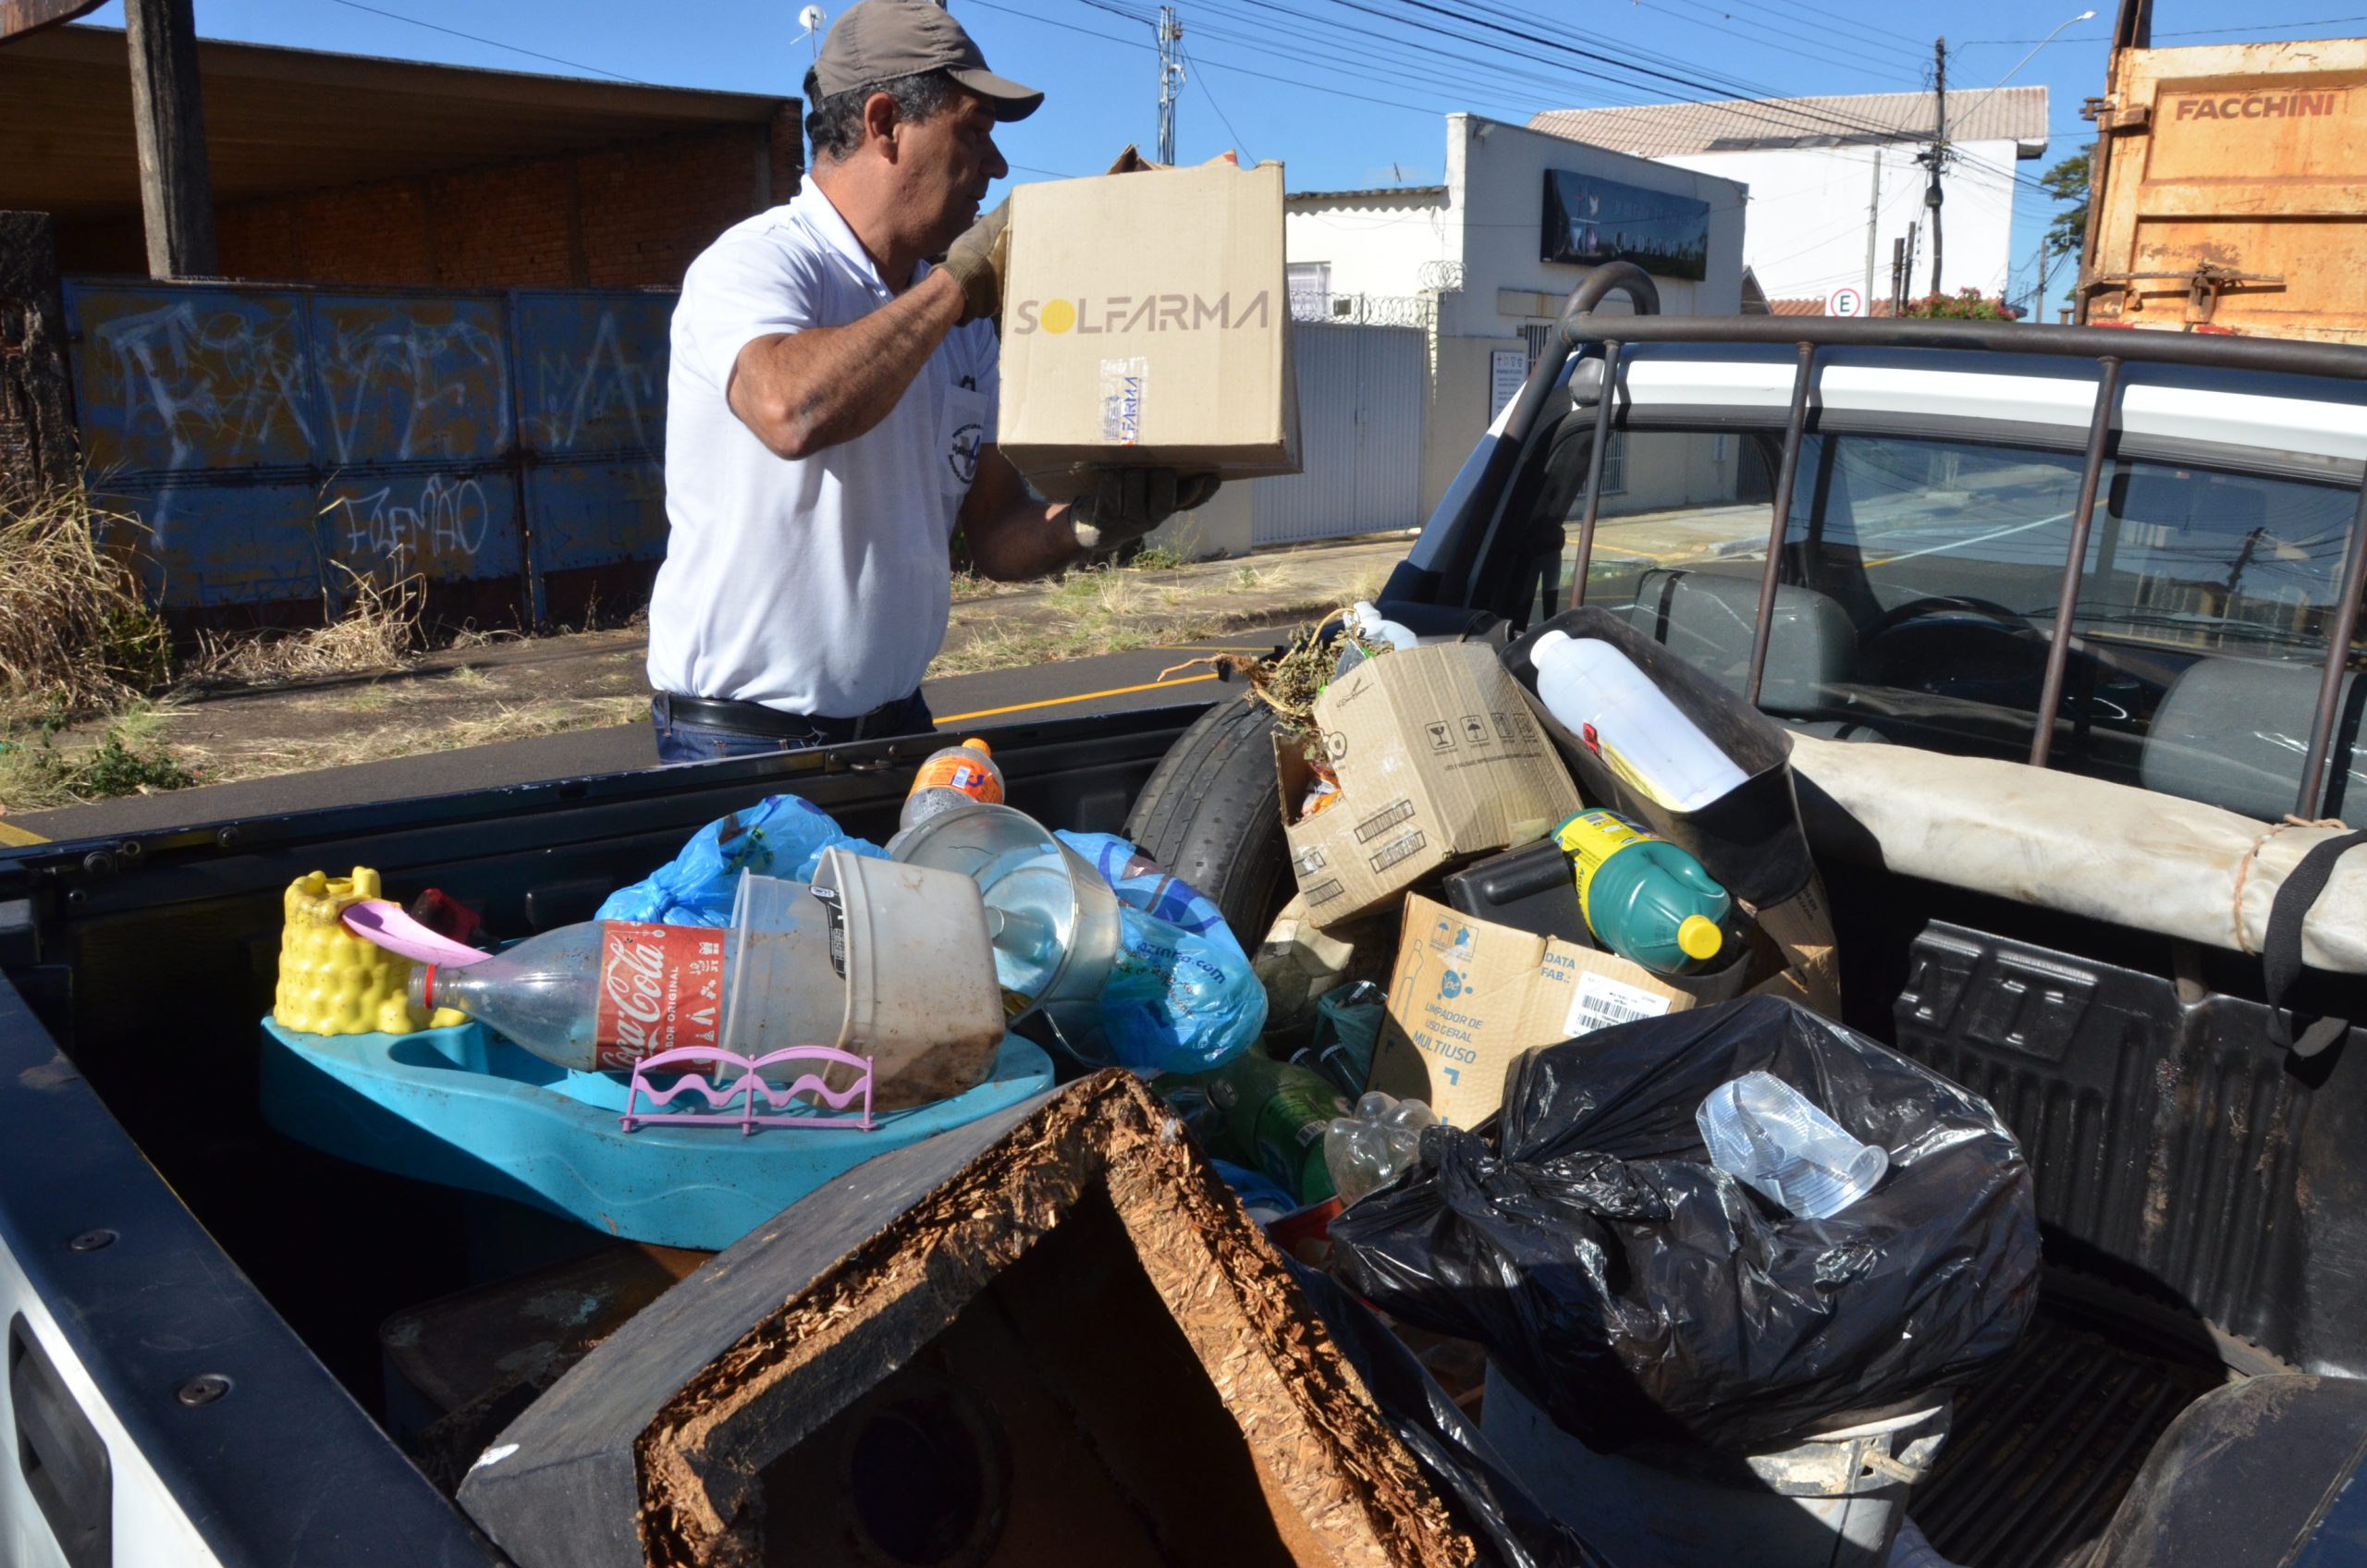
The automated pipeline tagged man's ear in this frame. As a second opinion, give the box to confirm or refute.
[862,90,901,160]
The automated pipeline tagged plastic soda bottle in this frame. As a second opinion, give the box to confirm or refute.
[1554,808,1734,974]
[1161,1050,1352,1206]
[1528,631,1748,813]
[900,738,1005,832]
[408,920,742,1073]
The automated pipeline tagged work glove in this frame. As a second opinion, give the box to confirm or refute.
[938,198,1011,326]
[1069,468,1222,553]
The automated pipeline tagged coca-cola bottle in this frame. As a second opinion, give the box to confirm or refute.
[409,920,738,1073]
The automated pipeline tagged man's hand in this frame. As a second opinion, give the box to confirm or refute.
[1069,468,1221,552]
[938,199,1012,326]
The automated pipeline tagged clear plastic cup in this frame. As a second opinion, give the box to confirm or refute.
[1696,1070,1889,1219]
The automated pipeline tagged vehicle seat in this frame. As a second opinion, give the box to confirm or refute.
[1625,568,1857,715]
[2140,655,2367,822]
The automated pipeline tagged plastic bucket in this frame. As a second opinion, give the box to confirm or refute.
[722,857,1006,1109]
[1481,1364,1949,1568]
[886,803,1123,1055]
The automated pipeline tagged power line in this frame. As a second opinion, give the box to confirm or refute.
[324,0,650,82]
[1181,44,1254,161]
[1959,13,2367,42]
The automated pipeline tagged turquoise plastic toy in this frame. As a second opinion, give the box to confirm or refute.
[259,1018,1055,1251]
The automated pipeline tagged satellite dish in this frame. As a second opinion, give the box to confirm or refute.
[799,5,825,33]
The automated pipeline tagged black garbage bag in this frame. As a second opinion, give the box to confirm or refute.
[1285,1258,1611,1568]
[1330,995,2041,1455]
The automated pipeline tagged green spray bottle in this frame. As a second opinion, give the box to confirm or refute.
[1553,808,1735,975]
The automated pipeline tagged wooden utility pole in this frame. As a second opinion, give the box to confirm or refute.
[0,213,80,500]
[1926,36,1948,297]
[124,0,216,278]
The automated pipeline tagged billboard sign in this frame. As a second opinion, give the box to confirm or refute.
[1540,169,1711,282]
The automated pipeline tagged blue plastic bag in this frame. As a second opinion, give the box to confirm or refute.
[595,795,886,926]
[1054,831,1266,1075]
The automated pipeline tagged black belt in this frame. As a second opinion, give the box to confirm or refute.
[658,692,921,743]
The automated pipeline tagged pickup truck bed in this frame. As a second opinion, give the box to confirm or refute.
[3,697,2357,1565]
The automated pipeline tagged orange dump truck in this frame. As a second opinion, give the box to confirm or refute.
[2078,11,2367,341]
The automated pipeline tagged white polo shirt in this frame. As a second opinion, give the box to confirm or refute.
[646,183,998,717]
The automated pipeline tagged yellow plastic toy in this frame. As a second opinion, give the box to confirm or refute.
[274,867,466,1035]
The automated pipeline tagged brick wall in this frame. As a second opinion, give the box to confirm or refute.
[56,115,803,288]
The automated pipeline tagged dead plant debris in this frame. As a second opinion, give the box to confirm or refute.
[1160,608,1375,736]
[0,488,172,718]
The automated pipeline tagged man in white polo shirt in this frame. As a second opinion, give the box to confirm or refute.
[647,0,1211,761]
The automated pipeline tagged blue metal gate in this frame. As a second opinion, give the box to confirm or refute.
[64,279,674,627]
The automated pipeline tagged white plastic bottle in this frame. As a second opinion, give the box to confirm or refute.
[1528,631,1749,813]
[898,737,1006,832]
[1351,601,1418,651]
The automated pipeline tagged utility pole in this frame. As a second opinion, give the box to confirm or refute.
[1862,146,1883,312]
[1155,6,1184,165]
[124,0,216,278]
[1922,35,1948,298]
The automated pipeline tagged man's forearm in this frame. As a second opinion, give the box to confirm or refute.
[729,270,965,459]
[971,496,1086,582]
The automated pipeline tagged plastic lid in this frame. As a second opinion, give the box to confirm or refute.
[1677,914,1724,962]
[960,737,992,754]
[1532,629,1570,652]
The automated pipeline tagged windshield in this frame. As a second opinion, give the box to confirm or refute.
[1511,420,2367,819]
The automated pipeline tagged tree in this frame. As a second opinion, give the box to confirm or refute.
[2041,143,2092,261]
[1903,288,2015,320]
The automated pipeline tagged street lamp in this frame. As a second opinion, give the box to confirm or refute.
[1955,10,2097,129]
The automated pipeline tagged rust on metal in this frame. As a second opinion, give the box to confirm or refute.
[2080,36,2367,343]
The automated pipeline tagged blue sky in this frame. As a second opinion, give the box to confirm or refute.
[80,0,2367,318]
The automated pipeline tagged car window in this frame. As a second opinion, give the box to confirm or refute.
[1518,421,2364,813]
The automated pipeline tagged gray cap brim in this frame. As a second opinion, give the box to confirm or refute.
[950,65,1045,121]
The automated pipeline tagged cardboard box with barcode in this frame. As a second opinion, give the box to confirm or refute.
[999,153,1301,502]
[1275,643,1585,929]
[1367,878,1841,1129]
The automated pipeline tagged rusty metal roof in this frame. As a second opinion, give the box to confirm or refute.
[0,24,791,225]
[1530,88,2049,159]
[1287,185,1448,203]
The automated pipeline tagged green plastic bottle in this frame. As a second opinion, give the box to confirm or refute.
[1553,808,1734,975]
[1159,1050,1351,1206]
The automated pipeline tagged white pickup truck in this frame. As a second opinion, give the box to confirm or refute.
[3,271,2365,1566]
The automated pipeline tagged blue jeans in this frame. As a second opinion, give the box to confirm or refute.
[648,691,935,764]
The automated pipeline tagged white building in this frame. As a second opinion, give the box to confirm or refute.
[1530,90,2049,311]
[1282,113,1747,516]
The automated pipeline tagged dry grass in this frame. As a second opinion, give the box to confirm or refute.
[183,694,649,785]
[0,488,172,719]
[190,566,423,687]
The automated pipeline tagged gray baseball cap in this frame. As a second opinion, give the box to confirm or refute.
[813,0,1045,122]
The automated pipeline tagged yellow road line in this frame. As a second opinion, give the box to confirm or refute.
[0,822,49,848]
[937,672,1218,725]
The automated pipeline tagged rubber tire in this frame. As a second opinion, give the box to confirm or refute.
[1124,696,1294,941]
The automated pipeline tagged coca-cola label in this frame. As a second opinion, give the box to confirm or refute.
[593,922,726,1071]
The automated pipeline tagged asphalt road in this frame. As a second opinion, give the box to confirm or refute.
[8,625,1296,845]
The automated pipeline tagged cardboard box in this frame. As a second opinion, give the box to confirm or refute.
[1000,159,1300,500]
[1277,643,1584,928]
[1367,881,1840,1129]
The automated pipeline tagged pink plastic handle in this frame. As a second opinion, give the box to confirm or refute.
[619,1045,876,1134]
[340,900,494,968]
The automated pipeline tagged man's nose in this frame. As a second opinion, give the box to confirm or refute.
[982,135,1009,182]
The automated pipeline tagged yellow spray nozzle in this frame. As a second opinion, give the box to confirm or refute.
[1677,915,1724,962]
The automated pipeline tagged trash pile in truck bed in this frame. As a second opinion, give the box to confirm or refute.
[264,605,2041,1567]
